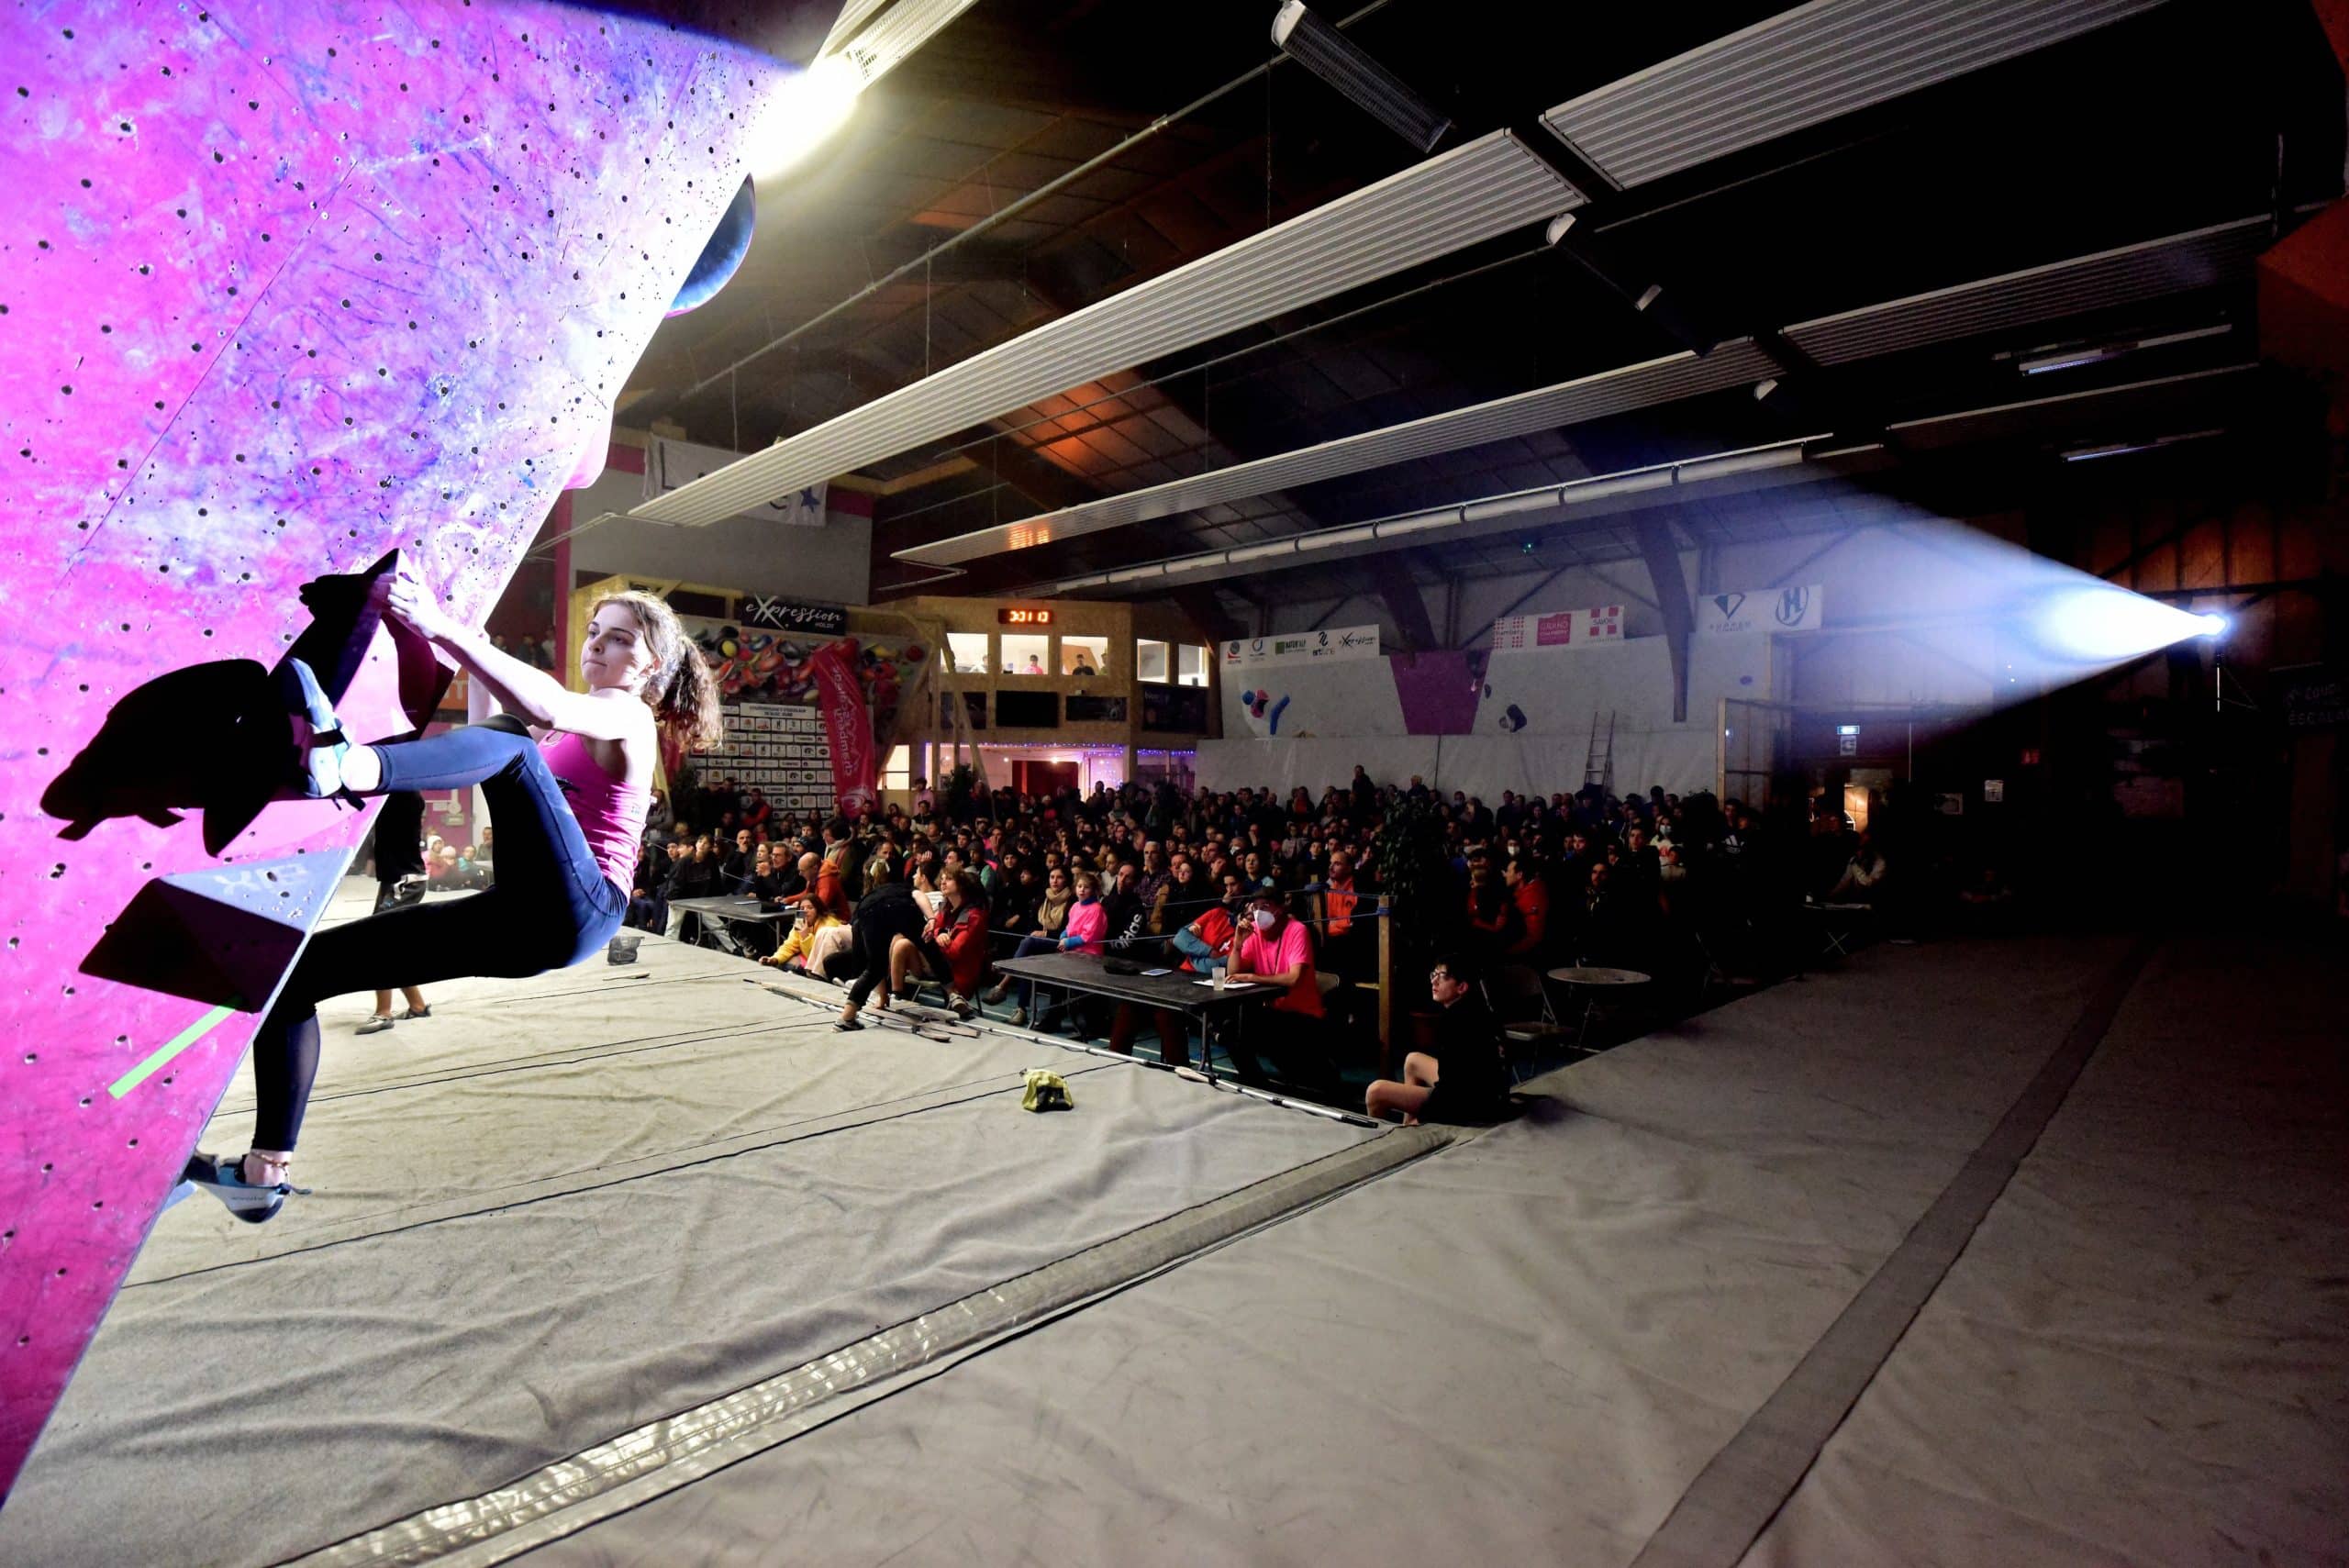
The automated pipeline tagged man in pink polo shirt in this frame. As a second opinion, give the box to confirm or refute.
[1226,888,1328,1087]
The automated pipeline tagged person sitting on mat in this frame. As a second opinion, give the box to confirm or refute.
[891,866,989,1018]
[1364,951,1508,1126]
[177,583,719,1223]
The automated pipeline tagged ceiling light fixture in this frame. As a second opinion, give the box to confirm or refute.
[2057,428,2226,462]
[1272,2,1452,153]
[2013,322,2234,375]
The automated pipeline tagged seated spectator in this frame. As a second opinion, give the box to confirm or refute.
[664,834,718,940]
[1225,888,1327,1085]
[1170,872,1245,974]
[1313,848,1374,980]
[1464,863,1524,960]
[892,867,990,1016]
[1827,829,1891,905]
[1366,952,1508,1125]
[763,895,844,973]
[1097,860,1150,951]
[1031,870,1108,1034]
[991,865,1075,1024]
[1501,853,1548,959]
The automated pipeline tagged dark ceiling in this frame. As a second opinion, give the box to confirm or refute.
[616,0,2346,628]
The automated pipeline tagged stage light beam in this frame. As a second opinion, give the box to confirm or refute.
[750,53,859,182]
[2029,585,2222,664]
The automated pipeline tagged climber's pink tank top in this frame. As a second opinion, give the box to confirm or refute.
[540,729,651,893]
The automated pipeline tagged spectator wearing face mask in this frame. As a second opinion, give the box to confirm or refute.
[1224,889,1327,1084]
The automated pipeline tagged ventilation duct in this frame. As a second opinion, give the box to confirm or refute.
[629,131,1581,526]
[1542,0,2170,190]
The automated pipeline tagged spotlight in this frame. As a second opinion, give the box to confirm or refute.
[1272,2,1452,153]
[750,53,860,182]
[2026,585,2221,664]
[2196,612,2229,639]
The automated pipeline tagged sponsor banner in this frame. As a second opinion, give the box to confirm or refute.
[2277,663,2347,730]
[1221,625,1381,668]
[740,595,847,636]
[1699,584,1823,635]
[645,436,826,527]
[809,639,877,811]
[1489,606,1624,651]
[693,703,837,813]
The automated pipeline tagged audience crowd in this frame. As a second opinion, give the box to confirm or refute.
[629,764,1920,1038]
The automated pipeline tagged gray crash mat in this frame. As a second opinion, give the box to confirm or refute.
[520,932,2340,1568]
[1,884,1380,1566]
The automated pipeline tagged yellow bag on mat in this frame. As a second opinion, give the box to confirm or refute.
[1020,1069,1073,1112]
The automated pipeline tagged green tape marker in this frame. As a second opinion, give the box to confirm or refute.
[108,1004,238,1099]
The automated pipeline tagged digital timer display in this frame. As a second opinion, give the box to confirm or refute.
[997,607,1054,626]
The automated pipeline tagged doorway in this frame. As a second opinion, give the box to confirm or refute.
[1015,760,1080,797]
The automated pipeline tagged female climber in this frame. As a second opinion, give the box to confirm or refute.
[179,581,720,1221]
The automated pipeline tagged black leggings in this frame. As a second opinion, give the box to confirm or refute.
[846,899,925,1009]
[250,721,627,1151]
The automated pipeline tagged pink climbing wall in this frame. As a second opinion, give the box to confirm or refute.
[0,1,785,1493]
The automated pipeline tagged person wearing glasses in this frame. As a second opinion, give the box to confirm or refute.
[1365,952,1508,1126]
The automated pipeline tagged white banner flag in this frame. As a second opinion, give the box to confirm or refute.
[1489,606,1624,651]
[1221,625,1382,668]
[1699,584,1823,635]
[645,437,826,528]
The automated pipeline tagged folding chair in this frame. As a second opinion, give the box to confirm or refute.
[1481,964,1572,1082]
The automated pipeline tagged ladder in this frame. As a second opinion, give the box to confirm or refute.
[1583,710,1615,794]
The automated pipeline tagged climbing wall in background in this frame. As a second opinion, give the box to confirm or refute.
[0,1,785,1493]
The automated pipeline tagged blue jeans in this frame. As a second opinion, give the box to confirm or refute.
[250,720,628,1150]
[1006,932,1060,1014]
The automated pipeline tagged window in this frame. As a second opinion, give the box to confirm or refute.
[1136,639,1171,684]
[1175,644,1209,686]
[882,745,911,790]
[1001,632,1050,675]
[1060,634,1108,678]
[995,689,1060,728]
[946,632,990,676]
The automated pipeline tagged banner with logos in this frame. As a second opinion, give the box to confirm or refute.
[1221,625,1381,669]
[1699,584,1824,635]
[1489,605,1624,651]
[644,436,827,528]
[690,703,837,813]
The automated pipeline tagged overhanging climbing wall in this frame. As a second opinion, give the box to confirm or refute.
[0,1,785,1494]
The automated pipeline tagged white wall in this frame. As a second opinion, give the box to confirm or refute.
[565,466,873,605]
[1202,633,1769,798]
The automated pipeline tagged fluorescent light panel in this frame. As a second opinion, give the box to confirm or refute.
[1785,217,2266,364]
[896,215,2266,568]
[893,343,1776,565]
[630,131,1580,527]
[1025,440,1832,595]
[828,0,983,89]
[1542,0,2171,189]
